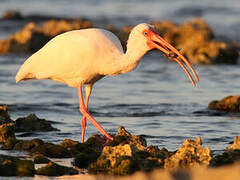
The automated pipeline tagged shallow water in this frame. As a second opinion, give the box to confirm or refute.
[0,0,240,154]
[1,52,240,153]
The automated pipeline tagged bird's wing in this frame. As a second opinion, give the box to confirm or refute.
[15,29,123,86]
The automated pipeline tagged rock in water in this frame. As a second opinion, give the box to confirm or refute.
[208,95,240,112]
[211,136,240,167]
[0,155,35,176]
[33,154,51,164]
[0,105,13,125]
[88,127,171,175]
[0,123,15,144]
[15,114,59,132]
[227,136,240,150]
[0,19,92,54]
[164,137,211,169]
[36,161,78,176]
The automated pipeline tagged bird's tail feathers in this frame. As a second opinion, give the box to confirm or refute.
[15,59,36,83]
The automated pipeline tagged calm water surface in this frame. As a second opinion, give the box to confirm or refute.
[0,0,240,153]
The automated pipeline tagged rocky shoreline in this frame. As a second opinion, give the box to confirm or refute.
[0,10,239,64]
[1,104,240,178]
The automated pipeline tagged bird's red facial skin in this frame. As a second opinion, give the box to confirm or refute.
[142,30,155,49]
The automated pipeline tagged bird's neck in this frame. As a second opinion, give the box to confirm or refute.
[103,44,147,76]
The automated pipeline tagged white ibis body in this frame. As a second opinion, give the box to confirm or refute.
[16,23,199,143]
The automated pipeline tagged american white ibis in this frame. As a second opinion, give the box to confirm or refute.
[15,23,199,143]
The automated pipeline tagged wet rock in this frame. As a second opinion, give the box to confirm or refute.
[30,142,71,158]
[152,18,239,64]
[208,95,240,112]
[107,126,147,150]
[73,150,100,169]
[210,136,240,167]
[61,139,85,155]
[0,105,13,125]
[33,154,51,164]
[85,134,106,152]
[61,139,101,168]
[13,138,44,151]
[1,137,19,150]
[15,114,59,132]
[0,123,15,144]
[0,155,35,176]
[102,144,134,167]
[210,150,240,167]
[164,137,211,169]
[61,139,80,148]
[0,19,92,54]
[2,10,22,20]
[2,136,71,158]
[227,136,240,150]
[147,146,174,159]
[36,161,78,176]
[1,17,238,64]
[88,127,167,175]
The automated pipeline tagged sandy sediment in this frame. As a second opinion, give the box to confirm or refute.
[60,163,240,180]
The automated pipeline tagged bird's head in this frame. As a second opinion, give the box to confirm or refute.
[128,23,199,87]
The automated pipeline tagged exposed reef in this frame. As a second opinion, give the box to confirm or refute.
[0,104,240,177]
[0,11,238,64]
[208,95,240,112]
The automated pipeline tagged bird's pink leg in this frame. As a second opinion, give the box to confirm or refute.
[78,85,113,142]
[81,116,87,143]
[80,85,91,143]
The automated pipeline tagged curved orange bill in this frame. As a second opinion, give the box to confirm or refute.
[147,30,199,87]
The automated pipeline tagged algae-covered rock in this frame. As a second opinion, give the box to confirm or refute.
[36,161,78,176]
[13,138,44,151]
[1,137,19,150]
[152,18,239,65]
[164,137,211,169]
[2,10,22,20]
[0,105,13,125]
[0,155,35,176]
[210,136,240,167]
[107,126,147,150]
[33,154,51,164]
[102,144,134,167]
[61,139,79,149]
[73,150,100,168]
[88,127,165,175]
[60,139,101,168]
[85,134,106,152]
[30,142,71,158]
[208,95,240,112]
[0,123,15,144]
[15,114,59,132]
[1,17,238,64]
[210,150,240,167]
[0,19,92,54]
